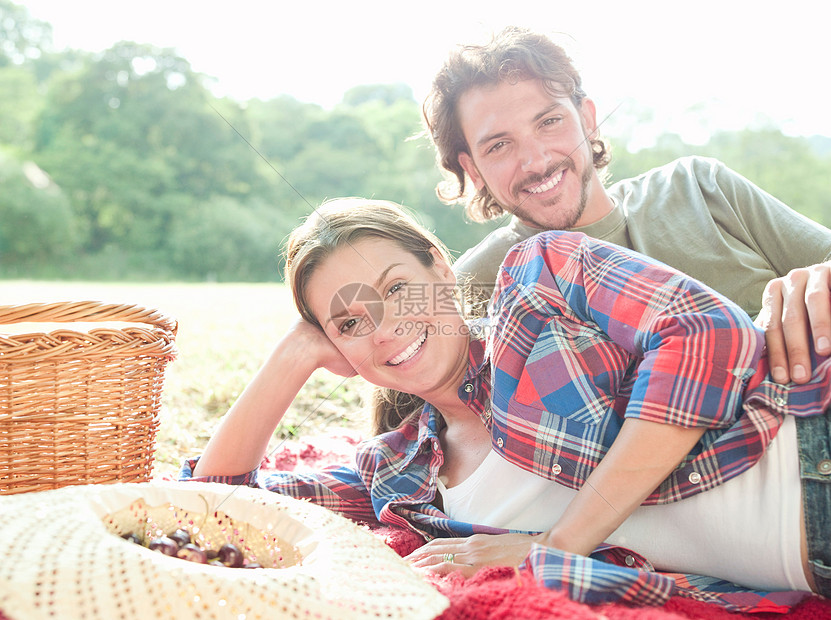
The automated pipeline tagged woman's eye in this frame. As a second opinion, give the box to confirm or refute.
[542,116,563,127]
[386,282,405,297]
[339,318,359,334]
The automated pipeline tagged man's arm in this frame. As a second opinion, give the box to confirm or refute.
[703,159,831,383]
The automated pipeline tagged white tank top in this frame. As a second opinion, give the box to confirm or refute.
[436,416,810,592]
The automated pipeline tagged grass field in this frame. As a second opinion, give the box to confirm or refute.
[1,281,370,477]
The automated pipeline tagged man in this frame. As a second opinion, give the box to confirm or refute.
[423,26,831,385]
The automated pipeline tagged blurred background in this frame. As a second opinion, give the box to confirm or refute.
[2,0,829,282]
[2,0,830,475]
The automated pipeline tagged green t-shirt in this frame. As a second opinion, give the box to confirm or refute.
[453,156,831,319]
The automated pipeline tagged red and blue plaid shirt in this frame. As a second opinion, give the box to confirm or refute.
[182,231,830,612]
[489,231,830,503]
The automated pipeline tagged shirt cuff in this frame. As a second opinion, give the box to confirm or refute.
[521,543,677,606]
[178,457,259,487]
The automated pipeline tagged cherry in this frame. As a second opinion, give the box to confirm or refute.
[168,528,191,547]
[217,543,244,568]
[123,528,256,568]
[148,536,178,556]
[177,543,208,563]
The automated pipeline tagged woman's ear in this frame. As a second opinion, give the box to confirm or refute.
[429,247,456,286]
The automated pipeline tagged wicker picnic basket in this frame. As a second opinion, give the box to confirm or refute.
[0,301,177,495]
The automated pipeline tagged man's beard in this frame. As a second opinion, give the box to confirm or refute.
[505,156,592,231]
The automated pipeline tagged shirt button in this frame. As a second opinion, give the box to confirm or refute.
[624,555,636,567]
[496,437,504,448]
[463,383,474,393]
[774,395,787,407]
[484,409,492,419]
[688,472,702,484]
[551,464,562,476]
[818,460,831,476]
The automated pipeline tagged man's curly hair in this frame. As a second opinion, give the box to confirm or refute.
[423,27,611,222]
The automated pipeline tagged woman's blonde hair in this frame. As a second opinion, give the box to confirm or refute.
[284,198,454,434]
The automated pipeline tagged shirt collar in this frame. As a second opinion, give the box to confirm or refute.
[457,325,491,420]
[390,324,492,472]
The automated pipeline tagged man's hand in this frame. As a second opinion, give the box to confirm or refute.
[758,262,831,384]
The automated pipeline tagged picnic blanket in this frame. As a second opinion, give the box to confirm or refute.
[263,431,831,620]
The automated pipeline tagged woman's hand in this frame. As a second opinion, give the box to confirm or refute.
[285,317,356,378]
[404,533,539,577]
[193,316,355,477]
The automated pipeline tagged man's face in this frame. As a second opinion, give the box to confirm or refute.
[456,78,605,230]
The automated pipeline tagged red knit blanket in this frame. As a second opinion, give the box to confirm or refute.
[263,432,831,620]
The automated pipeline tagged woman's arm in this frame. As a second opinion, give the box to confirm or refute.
[193,318,354,477]
[408,418,705,571]
[538,418,705,555]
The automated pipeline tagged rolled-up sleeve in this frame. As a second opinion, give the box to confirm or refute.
[517,231,763,429]
[179,458,380,525]
[521,543,677,606]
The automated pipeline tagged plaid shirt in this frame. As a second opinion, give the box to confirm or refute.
[181,231,828,612]
[490,231,830,503]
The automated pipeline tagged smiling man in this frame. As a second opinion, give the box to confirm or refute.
[423,26,831,385]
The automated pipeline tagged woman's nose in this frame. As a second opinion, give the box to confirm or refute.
[371,311,398,346]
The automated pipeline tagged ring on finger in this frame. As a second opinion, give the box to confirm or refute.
[442,552,455,563]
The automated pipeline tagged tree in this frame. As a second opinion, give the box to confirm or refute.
[167,196,285,281]
[341,83,415,107]
[0,151,78,273]
[0,0,53,67]
[34,42,269,255]
[0,65,42,148]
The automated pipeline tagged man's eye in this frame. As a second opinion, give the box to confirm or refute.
[487,141,506,154]
[542,116,563,126]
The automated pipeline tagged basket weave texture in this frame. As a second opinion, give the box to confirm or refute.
[0,301,177,494]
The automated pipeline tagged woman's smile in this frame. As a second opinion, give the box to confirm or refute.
[387,330,427,366]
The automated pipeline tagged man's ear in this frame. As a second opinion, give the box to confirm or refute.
[580,98,599,137]
[429,247,456,286]
[458,152,485,191]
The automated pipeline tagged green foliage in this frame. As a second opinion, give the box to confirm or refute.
[0,66,42,148]
[342,83,415,107]
[0,0,53,67]
[1,1,829,281]
[167,196,285,281]
[0,150,78,273]
[701,130,831,228]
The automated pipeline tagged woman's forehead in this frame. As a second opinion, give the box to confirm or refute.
[307,238,413,305]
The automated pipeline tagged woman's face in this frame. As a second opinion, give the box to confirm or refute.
[305,237,470,400]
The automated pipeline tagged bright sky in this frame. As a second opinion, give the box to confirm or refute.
[21,0,831,147]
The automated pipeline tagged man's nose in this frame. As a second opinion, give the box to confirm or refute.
[519,139,551,174]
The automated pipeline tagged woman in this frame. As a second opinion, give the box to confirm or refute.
[183,198,831,608]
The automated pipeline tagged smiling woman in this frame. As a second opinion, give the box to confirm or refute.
[181,196,831,610]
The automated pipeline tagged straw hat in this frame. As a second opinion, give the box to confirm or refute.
[0,480,448,619]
